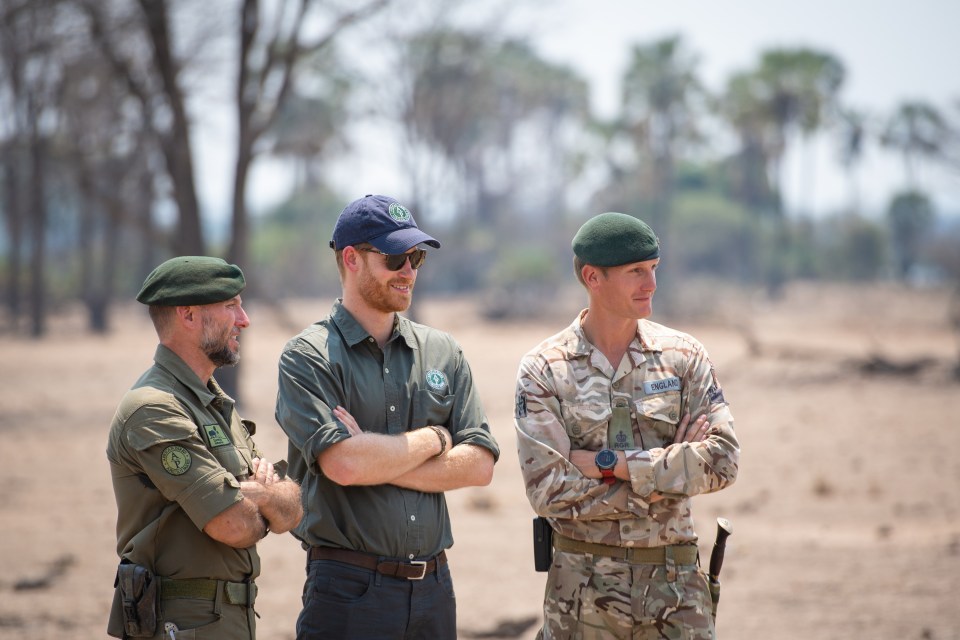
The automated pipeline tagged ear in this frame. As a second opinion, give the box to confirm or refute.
[174,305,201,328]
[581,264,602,290]
[342,246,364,274]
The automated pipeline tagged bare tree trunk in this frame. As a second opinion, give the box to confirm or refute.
[137,0,204,256]
[3,154,24,331]
[28,127,46,338]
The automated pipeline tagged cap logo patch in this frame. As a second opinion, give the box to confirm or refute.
[426,369,447,392]
[388,202,411,222]
[161,445,192,475]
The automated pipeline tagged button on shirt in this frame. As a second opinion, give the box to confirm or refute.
[276,300,500,560]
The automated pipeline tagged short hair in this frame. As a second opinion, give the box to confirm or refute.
[147,304,177,337]
[573,255,607,288]
[334,242,375,281]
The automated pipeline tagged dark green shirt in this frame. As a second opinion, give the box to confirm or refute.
[106,345,261,580]
[275,300,499,560]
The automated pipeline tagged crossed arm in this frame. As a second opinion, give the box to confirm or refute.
[317,406,495,493]
[568,413,711,502]
[203,457,303,548]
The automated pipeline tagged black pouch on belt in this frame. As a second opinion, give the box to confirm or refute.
[533,516,554,572]
[116,562,158,637]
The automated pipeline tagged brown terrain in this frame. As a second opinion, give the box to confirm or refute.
[1,281,959,640]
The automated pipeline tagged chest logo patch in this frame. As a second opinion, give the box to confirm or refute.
[161,445,192,476]
[204,423,231,447]
[643,376,680,395]
[426,369,447,392]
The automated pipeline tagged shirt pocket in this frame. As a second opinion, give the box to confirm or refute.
[412,389,454,429]
[560,402,610,450]
[637,391,681,449]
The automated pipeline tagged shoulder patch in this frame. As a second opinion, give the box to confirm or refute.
[515,385,528,419]
[161,445,192,475]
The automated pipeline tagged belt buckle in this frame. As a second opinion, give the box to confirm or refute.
[407,560,427,580]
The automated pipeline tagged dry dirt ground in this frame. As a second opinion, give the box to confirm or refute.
[1,281,959,640]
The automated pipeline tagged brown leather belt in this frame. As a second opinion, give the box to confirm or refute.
[308,547,447,581]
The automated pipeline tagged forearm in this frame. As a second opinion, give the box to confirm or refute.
[517,427,638,519]
[203,498,267,549]
[318,427,443,486]
[239,479,303,534]
[391,444,495,492]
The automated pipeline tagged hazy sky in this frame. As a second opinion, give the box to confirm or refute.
[228,0,960,221]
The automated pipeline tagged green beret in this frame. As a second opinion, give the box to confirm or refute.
[572,212,660,267]
[136,256,245,306]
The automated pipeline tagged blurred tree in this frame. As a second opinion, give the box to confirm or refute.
[80,0,205,256]
[617,35,706,233]
[396,27,590,297]
[835,107,868,217]
[886,189,935,280]
[881,100,950,189]
[0,0,67,336]
[226,0,388,277]
[826,215,888,281]
[718,47,845,293]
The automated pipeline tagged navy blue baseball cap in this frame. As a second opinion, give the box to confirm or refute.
[329,194,441,253]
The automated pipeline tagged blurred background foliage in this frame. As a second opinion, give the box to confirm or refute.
[2,0,959,344]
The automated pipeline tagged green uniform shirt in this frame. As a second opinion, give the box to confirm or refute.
[276,299,500,560]
[107,345,262,580]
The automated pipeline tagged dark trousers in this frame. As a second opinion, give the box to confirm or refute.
[296,558,457,640]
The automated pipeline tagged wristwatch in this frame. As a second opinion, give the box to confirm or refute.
[595,449,617,485]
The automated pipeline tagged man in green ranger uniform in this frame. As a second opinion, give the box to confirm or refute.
[107,256,303,639]
[515,213,740,639]
[275,194,500,639]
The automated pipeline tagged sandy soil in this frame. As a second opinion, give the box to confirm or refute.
[1,281,958,640]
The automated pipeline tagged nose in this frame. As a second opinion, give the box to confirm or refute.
[236,306,251,329]
[398,255,417,277]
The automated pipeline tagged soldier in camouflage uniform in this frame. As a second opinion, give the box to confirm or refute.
[515,213,739,639]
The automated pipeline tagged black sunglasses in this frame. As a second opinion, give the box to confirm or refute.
[358,248,427,271]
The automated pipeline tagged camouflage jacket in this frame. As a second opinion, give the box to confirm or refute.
[515,311,739,547]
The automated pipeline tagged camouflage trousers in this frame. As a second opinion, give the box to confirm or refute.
[538,549,715,640]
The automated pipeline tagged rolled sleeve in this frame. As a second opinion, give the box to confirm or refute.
[276,344,351,476]
[124,405,243,530]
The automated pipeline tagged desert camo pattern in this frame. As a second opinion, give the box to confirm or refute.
[515,311,739,638]
[540,549,715,639]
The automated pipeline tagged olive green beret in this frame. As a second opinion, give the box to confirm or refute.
[136,256,245,306]
[572,212,660,267]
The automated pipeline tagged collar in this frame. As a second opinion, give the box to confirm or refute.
[331,299,418,350]
[571,310,663,365]
[153,344,232,411]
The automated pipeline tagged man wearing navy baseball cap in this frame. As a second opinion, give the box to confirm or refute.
[276,195,500,639]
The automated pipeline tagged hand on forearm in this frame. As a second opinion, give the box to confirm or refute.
[239,478,302,534]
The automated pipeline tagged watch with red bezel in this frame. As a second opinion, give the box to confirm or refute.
[595,448,617,485]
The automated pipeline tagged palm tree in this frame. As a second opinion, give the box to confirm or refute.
[881,100,949,189]
[617,35,706,234]
[836,107,868,217]
[754,48,846,217]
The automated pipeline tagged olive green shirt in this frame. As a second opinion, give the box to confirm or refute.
[106,345,262,580]
[276,299,500,560]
